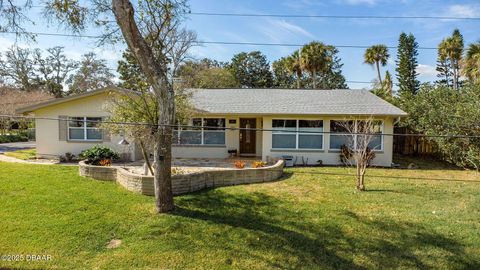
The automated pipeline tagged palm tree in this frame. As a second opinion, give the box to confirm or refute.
[438,29,464,90]
[364,45,389,87]
[462,42,480,83]
[300,41,332,89]
[285,50,303,89]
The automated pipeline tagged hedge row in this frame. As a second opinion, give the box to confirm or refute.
[0,134,29,143]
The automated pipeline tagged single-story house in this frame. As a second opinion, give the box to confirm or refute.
[17,87,407,166]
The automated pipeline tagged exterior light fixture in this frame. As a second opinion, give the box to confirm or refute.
[118,138,130,145]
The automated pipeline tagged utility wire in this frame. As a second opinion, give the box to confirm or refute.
[28,5,480,21]
[188,12,480,21]
[0,31,438,50]
[2,115,479,139]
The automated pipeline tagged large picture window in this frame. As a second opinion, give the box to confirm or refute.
[329,120,383,150]
[68,117,103,141]
[272,119,323,150]
[174,118,226,145]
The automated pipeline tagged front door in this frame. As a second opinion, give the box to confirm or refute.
[239,118,256,155]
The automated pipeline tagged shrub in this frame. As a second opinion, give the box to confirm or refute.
[79,145,119,166]
[233,160,246,169]
[252,161,267,168]
[59,152,77,163]
[339,145,353,165]
[0,134,28,143]
[340,145,376,167]
[400,84,480,170]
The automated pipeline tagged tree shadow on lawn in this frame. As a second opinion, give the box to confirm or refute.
[393,154,465,171]
[170,190,479,269]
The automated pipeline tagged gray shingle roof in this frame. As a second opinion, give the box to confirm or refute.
[191,89,407,116]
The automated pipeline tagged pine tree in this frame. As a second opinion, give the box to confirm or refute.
[383,70,393,96]
[436,56,452,87]
[437,29,464,90]
[396,32,420,98]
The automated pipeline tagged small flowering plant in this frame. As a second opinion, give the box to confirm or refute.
[233,160,246,169]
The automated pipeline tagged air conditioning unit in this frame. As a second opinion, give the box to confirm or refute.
[282,155,295,167]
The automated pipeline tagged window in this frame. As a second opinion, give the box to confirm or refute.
[329,120,383,150]
[68,117,103,141]
[174,118,225,145]
[272,119,323,150]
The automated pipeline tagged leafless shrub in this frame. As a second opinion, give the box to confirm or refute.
[337,118,382,191]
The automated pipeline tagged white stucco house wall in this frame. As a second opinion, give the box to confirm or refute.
[17,87,407,166]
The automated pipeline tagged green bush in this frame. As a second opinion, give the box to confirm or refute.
[79,145,120,165]
[400,84,480,170]
[0,134,29,143]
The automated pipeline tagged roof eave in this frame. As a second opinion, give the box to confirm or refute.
[15,86,126,114]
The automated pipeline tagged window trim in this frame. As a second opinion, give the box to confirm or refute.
[329,119,384,151]
[174,117,226,146]
[271,119,324,151]
[67,116,103,142]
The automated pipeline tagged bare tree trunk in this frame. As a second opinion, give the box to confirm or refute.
[358,173,365,191]
[376,61,383,87]
[356,165,363,191]
[296,72,301,89]
[451,59,458,90]
[112,0,174,213]
[139,140,154,175]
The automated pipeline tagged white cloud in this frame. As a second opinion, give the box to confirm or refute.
[0,37,14,51]
[94,47,121,62]
[340,0,378,6]
[282,0,326,10]
[64,50,83,61]
[447,4,480,18]
[0,37,30,53]
[257,19,314,42]
[416,64,437,77]
[273,19,315,38]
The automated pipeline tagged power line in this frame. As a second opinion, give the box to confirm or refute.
[27,5,480,21]
[2,115,479,139]
[0,31,438,50]
[193,41,437,50]
[188,12,480,21]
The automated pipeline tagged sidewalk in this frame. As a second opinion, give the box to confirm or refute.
[0,153,59,165]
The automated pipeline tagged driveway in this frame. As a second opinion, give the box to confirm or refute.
[0,141,35,154]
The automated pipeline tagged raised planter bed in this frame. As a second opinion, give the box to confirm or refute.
[79,160,285,196]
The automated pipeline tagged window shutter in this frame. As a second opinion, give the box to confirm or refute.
[58,115,68,141]
[102,117,111,142]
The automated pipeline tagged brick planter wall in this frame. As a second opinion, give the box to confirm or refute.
[79,161,117,181]
[79,160,285,196]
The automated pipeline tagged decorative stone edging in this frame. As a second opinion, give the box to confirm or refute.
[79,160,284,196]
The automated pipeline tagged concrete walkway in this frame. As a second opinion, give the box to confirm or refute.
[0,142,61,165]
[0,154,59,165]
[0,141,35,153]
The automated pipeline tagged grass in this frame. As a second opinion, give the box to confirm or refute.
[3,149,36,160]
[0,157,479,269]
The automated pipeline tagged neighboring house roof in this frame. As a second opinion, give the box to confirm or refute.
[17,87,407,117]
[16,87,121,114]
[191,89,407,116]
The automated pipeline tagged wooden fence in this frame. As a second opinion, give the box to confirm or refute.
[393,127,438,156]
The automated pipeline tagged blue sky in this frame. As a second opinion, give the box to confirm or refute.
[2,0,480,89]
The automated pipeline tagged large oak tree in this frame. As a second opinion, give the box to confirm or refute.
[0,0,195,213]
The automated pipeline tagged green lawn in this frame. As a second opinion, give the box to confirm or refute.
[0,158,479,269]
[3,149,37,160]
